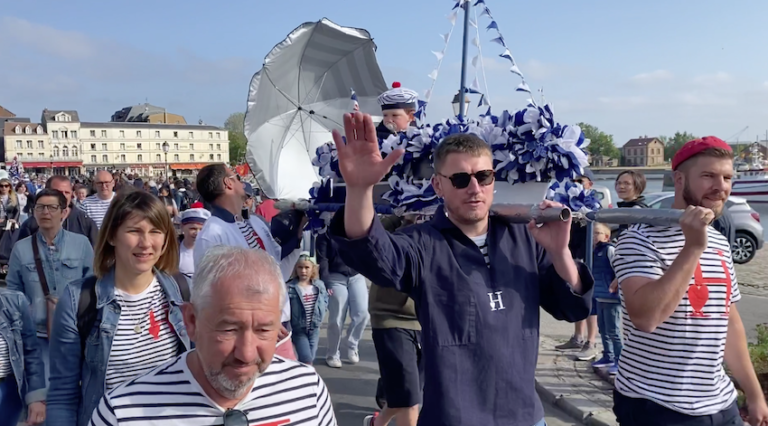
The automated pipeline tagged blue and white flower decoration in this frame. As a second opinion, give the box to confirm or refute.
[309,103,595,221]
[547,180,602,215]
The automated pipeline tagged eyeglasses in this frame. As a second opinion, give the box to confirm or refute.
[95,180,114,186]
[34,204,62,213]
[0,184,9,189]
[437,170,495,189]
[223,409,248,426]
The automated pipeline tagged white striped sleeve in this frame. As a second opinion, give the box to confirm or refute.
[89,394,118,426]
[612,226,665,282]
[315,374,337,426]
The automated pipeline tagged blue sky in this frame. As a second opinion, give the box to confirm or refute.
[2,0,767,146]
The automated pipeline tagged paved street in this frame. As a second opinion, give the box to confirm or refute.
[314,328,580,426]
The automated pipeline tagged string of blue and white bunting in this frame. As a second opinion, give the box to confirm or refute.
[419,7,460,122]
[472,4,492,116]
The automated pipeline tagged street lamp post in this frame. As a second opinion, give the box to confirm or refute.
[162,141,169,178]
[49,154,54,176]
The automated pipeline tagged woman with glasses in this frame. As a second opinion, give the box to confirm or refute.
[6,189,93,387]
[0,178,20,229]
[614,170,648,209]
[46,190,192,426]
[14,182,29,223]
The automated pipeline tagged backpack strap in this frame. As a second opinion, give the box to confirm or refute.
[76,276,99,357]
[171,272,191,302]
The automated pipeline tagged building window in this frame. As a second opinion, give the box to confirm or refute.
[63,130,69,139]
[91,155,97,163]
[25,126,31,134]
[38,141,44,149]
[52,130,59,139]
[174,154,179,161]
[208,132,213,139]
[156,154,161,162]
[26,140,32,149]
[173,131,178,138]
[90,143,96,151]
[216,143,221,150]
[216,132,221,139]
[120,154,126,163]
[209,144,213,151]
[102,143,107,151]
[101,130,107,137]
[174,143,179,150]
[71,131,77,139]
[155,131,160,138]
[189,143,194,150]
[73,146,78,157]
[190,154,194,161]
[154,143,160,150]
[38,153,44,159]
[137,143,142,150]
[53,146,60,157]
[90,130,96,137]
[136,131,142,138]
[217,154,221,161]
[14,125,20,134]
[102,155,108,163]
[119,130,125,138]
[27,153,33,158]
[62,147,69,157]
[17,153,23,158]
[36,126,43,134]
[189,132,194,139]
[138,154,143,162]
[120,143,125,150]
[209,154,214,160]
[14,140,21,149]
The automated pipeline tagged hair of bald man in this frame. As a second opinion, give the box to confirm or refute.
[45,175,72,189]
[191,246,286,312]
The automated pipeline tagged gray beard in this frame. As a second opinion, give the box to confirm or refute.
[199,352,262,400]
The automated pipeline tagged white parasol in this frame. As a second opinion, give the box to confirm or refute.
[244,18,388,200]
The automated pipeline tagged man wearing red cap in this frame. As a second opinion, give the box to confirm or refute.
[612,136,767,425]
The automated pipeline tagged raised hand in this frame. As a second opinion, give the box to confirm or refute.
[333,112,404,190]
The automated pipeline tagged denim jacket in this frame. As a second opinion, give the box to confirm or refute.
[0,289,46,405]
[287,278,329,332]
[6,229,94,336]
[46,269,192,426]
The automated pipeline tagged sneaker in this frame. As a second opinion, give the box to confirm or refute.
[608,362,619,376]
[326,356,342,368]
[347,348,360,364]
[576,342,597,361]
[363,413,379,426]
[555,335,584,351]
[591,355,613,368]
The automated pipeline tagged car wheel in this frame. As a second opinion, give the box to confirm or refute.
[733,232,757,264]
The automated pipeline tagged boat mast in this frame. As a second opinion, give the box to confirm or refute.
[458,0,472,120]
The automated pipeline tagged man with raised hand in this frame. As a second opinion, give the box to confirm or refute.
[328,112,594,426]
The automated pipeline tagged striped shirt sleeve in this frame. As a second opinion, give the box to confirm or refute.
[89,394,118,426]
[612,227,665,282]
[315,374,337,426]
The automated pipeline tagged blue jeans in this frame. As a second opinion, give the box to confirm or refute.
[0,375,23,426]
[325,273,370,358]
[292,328,321,364]
[597,301,622,362]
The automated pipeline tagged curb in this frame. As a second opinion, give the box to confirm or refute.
[536,380,615,426]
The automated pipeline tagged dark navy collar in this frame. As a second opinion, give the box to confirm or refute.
[430,204,498,232]
[211,204,237,223]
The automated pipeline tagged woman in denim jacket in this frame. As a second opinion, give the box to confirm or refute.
[288,254,329,364]
[46,190,192,426]
[0,288,46,425]
[6,189,94,378]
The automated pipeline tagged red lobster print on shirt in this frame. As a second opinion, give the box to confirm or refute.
[687,250,732,318]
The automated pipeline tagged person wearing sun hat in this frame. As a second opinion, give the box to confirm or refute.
[178,202,210,279]
[376,82,419,140]
[611,136,768,425]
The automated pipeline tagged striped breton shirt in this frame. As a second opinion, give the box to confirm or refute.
[470,234,491,267]
[612,224,741,416]
[89,352,337,426]
[0,333,11,378]
[80,193,114,229]
[105,278,181,391]
[299,284,319,329]
[237,218,266,250]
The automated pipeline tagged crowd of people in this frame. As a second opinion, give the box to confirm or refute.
[0,80,766,426]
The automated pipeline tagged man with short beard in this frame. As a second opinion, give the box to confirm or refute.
[88,246,337,426]
[612,137,768,426]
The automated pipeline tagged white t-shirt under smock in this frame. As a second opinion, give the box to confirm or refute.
[105,277,181,391]
[298,284,319,330]
[612,224,741,416]
[469,233,490,267]
[0,333,11,378]
[178,243,195,279]
[89,352,337,426]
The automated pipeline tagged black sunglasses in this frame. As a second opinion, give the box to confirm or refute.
[438,170,495,189]
[223,409,248,426]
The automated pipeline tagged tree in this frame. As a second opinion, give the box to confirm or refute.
[660,132,697,162]
[577,122,620,166]
[224,112,247,163]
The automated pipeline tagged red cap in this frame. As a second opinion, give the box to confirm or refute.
[671,136,732,170]
[191,201,204,209]
[391,82,401,88]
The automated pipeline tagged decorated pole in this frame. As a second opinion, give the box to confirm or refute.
[458,0,472,120]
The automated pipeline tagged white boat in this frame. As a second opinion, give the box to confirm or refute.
[731,143,768,203]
